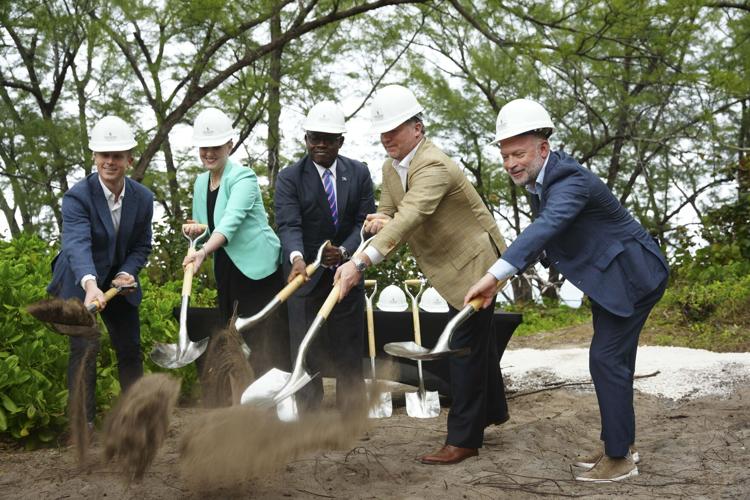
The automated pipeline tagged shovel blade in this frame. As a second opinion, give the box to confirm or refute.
[384,341,469,361]
[240,367,290,406]
[405,390,441,418]
[271,371,316,406]
[150,338,209,369]
[366,388,392,419]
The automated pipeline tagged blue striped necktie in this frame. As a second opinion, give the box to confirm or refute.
[323,169,338,228]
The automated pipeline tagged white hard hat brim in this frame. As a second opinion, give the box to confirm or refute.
[193,132,235,148]
[370,105,424,134]
[303,123,347,134]
[89,139,138,152]
[376,304,409,312]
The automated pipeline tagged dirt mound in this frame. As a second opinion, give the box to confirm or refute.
[200,323,255,407]
[26,297,95,329]
[102,373,181,481]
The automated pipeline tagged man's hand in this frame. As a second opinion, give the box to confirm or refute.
[83,280,107,311]
[112,273,136,294]
[288,256,309,283]
[463,273,499,309]
[322,242,342,267]
[183,248,206,273]
[333,261,361,302]
[363,213,391,235]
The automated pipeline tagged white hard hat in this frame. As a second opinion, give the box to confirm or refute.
[493,98,554,143]
[419,287,449,313]
[376,284,409,312]
[192,108,235,147]
[370,84,424,134]
[88,116,137,152]
[303,101,346,134]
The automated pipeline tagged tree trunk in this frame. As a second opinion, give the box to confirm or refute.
[266,13,283,188]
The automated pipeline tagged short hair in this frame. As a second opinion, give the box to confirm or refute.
[407,113,426,134]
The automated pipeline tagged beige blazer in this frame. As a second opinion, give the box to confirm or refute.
[371,139,507,309]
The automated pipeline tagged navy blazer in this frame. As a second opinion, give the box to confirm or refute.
[47,173,154,306]
[502,151,668,317]
[274,154,375,295]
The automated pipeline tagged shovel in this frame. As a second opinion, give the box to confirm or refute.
[364,279,392,418]
[235,240,329,333]
[403,279,440,418]
[240,227,374,414]
[150,224,211,369]
[385,278,509,361]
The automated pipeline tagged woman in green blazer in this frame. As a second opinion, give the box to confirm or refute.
[183,108,286,373]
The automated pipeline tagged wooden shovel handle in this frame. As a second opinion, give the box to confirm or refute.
[88,287,120,312]
[411,300,422,346]
[366,300,376,358]
[404,278,422,287]
[364,279,377,288]
[182,247,196,296]
[318,283,341,320]
[277,262,318,302]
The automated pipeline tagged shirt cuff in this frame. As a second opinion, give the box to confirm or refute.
[488,258,518,281]
[80,274,96,290]
[290,251,304,265]
[363,245,384,265]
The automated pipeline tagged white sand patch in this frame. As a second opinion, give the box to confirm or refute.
[501,346,750,400]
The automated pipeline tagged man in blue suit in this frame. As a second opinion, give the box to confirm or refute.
[274,101,375,413]
[47,116,153,425]
[465,99,668,482]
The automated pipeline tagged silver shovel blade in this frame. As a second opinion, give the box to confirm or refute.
[384,341,469,361]
[365,379,392,418]
[405,389,441,418]
[240,367,289,406]
[271,371,317,406]
[150,338,209,369]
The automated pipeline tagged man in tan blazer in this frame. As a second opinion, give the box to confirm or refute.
[335,85,509,465]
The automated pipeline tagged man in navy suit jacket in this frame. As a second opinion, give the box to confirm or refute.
[274,101,375,413]
[47,116,153,425]
[466,99,668,482]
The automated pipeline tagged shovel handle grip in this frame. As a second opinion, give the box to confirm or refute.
[182,223,208,232]
[277,262,317,302]
[88,287,120,312]
[404,279,422,287]
[366,301,376,358]
[364,279,377,288]
[182,248,196,296]
[466,277,508,311]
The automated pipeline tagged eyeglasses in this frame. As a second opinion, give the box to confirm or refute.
[305,133,342,146]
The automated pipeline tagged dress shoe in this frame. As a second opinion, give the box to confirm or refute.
[575,452,638,482]
[574,446,640,469]
[420,445,478,465]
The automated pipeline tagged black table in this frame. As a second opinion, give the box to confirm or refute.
[176,307,522,397]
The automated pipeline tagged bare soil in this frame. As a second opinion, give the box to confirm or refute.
[1,329,749,499]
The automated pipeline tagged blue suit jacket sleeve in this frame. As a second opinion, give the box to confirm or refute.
[502,163,589,272]
[60,188,98,284]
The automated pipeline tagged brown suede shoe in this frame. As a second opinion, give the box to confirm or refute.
[420,445,478,465]
[575,453,638,482]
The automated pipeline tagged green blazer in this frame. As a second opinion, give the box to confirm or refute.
[192,158,281,280]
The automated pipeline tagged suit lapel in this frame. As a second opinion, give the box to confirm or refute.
[335,158,349,223]
[117,179,137,261]
[304,158,334,224]
[90,175,117,261]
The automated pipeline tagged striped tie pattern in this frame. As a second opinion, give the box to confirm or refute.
[323,169,338,228]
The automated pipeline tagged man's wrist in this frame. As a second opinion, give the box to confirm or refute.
[351,255,368,273]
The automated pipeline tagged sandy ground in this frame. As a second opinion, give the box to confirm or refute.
[2,329,749,499]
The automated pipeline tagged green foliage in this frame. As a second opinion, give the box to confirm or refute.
[0,235,215,446]
[504,299,591,337]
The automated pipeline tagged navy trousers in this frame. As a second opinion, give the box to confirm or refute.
[286,269,365,414]
[67,295,142,422]
[589,277,667,457]
[446,297,508,449]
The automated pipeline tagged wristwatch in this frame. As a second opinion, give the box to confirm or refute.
[338,246,349,261]
[351,255,367,273]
